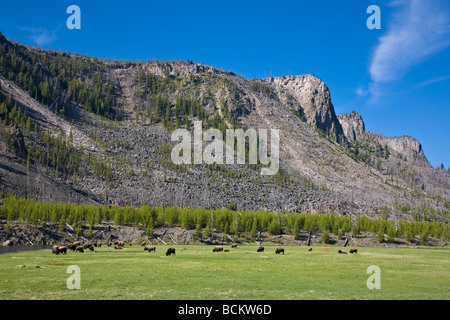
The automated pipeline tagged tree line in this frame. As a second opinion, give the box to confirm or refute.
[1,194,447,244]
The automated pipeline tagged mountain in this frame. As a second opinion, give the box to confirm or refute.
[0,32,448,220]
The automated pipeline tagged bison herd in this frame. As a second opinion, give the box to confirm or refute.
[52,241,359,257]
[52,240,128,254]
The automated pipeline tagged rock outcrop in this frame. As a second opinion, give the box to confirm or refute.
[337,111,368,142]
[338,111,429,167]
[266,75,346,144]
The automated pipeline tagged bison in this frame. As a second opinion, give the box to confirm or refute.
[308,247,312,252]
[94,241,102,248]
[144,245,156,252]
[349,248,358,254]
[257,246,264,252]
[75,246,84,253]
[141,241,147,246]
[166,248,176,256]
[338,249,347,254]
[52,245,67,255]
[212,246,223,252]
[52,245,59,254]
[68,243,78,251]
[83,243,94,251]
[115,240,125,247]
[275,248,284,255]
[231,244,238,248]
[114,245,123,250]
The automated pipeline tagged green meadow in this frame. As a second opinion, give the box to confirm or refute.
[0,245,448,300]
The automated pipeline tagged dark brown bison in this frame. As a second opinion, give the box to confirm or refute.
[213,246,223,252]
[68,243,78,251]
[349,248,358,254]
[114,245,123,250]
[83,242,91,249]
[72,241,81,247]
[308,247,312,252]
[257,246,264,252]
[83,243,94,251]
[224,249,230,252]
[141,241,147,246]
[107,241,112,247]
[52,245,67,255]
[115,240,125,247]
[94,241,102,248]
[275,248,284,255]
[338,250,347,254]
[75,246,84,253]
[166,248,176,256]
[231,244,238,248]
[144,245,156,252]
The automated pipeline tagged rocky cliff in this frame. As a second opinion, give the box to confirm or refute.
[0,34,448,219]
[267,75,346,144]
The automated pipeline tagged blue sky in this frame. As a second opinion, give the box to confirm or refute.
[0,0,449,168]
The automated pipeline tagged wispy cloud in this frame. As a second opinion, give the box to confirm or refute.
[356,87,368,97]
[369,0,450,83]
[18,26,60,47]
[416,74,450,88]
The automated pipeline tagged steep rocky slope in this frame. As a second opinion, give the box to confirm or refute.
[0,33,448,220]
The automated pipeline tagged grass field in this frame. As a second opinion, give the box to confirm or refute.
[0,245,448,300]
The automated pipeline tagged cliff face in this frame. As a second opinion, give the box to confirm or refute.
[0,34,448,217]
[338,111,429,167]
[337,111,367,143]
[266,75,346,144]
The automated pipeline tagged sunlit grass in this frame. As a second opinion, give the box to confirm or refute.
[0,245,448,300]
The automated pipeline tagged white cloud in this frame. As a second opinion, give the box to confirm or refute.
[18,26,60,47]
[416,74,450,88]
[369,0,450,83]
[356,87,368,97]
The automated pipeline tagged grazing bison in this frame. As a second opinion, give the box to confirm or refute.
[52,246,60,255]
[75,246,84,253]
[212,246,223,252]
[52,245,67,255]
[115,240,125,247]
[224,249,230,252]
[338,250,347,254]
[231,244,238,248]
[83,243,94,251]
[257,246,264,252]
[68,243,78,251]
[144,245,156,252]
[58,246,67,254]
[349,248,358,254]
[83,242,91,249]
[308,247,312,252]
[114,245,123,250]
[94,241,102,248]
[275,248,284,255]
[166,248,176,256]
[141,241,147,246]
[72,241,81,247]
